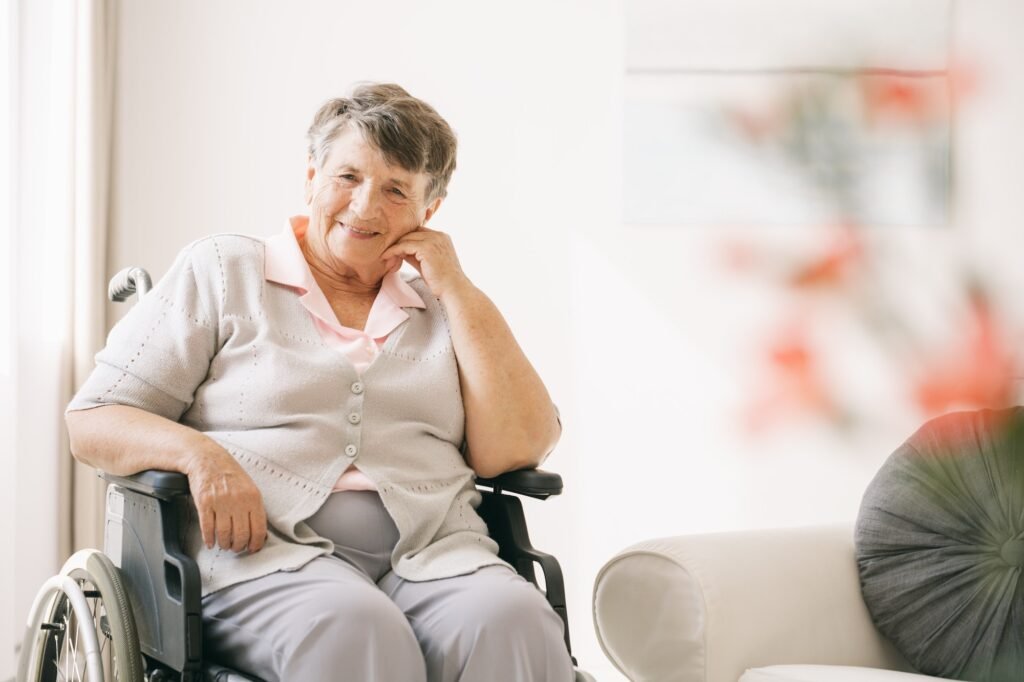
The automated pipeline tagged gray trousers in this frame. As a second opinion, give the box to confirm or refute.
[201,491,574,682]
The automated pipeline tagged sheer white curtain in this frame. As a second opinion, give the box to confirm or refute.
[1,1,16,674]
[10,0,115,658]
[69,0,116,560]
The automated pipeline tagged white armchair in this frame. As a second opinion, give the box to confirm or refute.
[592,525,952,682]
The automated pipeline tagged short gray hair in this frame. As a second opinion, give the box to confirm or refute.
[306,83,457,203]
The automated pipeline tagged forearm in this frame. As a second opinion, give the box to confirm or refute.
[441,281,561,478]
[66,404,214,477]
[68,404,268,553]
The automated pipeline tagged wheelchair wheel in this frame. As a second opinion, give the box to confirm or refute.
[19,549,144,682]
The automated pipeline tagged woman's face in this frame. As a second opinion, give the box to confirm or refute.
[304,126,440,272]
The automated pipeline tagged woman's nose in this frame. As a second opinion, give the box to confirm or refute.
[349,183,379,218]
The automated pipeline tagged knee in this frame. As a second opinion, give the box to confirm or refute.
[283,589,420,662]
[458,576,564,644]
[299,590,413,644]
[436,572,573,681]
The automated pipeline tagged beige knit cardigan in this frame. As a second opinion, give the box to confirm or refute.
[68,234,508,595]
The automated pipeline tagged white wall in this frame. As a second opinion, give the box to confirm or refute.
[103,1,1024,680]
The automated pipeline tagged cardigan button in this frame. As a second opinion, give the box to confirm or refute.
[344,444,358,457]
[351,382,364,394]
[348,413,361,425]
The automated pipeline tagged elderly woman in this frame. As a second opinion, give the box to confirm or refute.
[65,83,572,681]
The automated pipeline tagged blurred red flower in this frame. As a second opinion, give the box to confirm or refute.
[790,224,863,289]
[914,293,1018,415]
[745,321,840,432]
[727,107,784,143]
[860,77,940,126]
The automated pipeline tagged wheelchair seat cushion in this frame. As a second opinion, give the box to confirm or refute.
[855,408,1024,682]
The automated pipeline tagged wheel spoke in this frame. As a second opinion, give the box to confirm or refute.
[64,608,87,682]
[99,608,112,680]
[49,629,67,681]
[88,594,99,623]
[71,612,80,680]
[64,613,74,681]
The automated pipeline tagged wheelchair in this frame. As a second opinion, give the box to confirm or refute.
[19,267,595,682]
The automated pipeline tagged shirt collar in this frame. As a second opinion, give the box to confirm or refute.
[265,216,425,309]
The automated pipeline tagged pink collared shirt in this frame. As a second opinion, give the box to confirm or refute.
[265,216,426,492]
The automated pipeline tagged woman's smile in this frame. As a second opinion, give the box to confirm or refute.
[336,220,381,240]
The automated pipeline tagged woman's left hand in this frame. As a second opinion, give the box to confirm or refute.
[381,225,561,478]
[381,226,471,300]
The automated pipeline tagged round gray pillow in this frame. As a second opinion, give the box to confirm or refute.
[855,408,1024,682]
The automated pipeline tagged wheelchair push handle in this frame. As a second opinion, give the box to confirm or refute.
[108,266,152,302]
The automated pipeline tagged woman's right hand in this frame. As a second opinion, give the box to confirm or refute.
[66,404,268,554]
[185,443,268,554]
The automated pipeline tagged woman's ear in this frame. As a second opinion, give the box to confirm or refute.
[422,196,444,224]
[304,156,317,205]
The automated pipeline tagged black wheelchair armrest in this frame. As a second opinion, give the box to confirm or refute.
[475,468,563,500]
[100,469,190,500]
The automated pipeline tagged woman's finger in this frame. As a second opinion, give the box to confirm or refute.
[230,514,251,553]
[200,506,216,549]
[381,240,419,261]
[249,508,268,553]
[382,229,446,256]
[216,512,233,550]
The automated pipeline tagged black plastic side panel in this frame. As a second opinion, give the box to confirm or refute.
[104,483,202,675]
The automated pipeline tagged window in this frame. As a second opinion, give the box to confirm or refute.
[623,0,953,228]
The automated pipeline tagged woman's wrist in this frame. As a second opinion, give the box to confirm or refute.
[437,275,479,306]
[179,431,230,477]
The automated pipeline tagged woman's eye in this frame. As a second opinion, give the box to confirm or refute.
[337,174,357,182]
[390,188,406,197]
